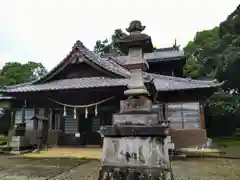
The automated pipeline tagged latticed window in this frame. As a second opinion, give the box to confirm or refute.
[166,102,201,129]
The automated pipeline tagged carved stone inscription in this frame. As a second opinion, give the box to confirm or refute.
[101,137,169,168]
[113,113,159,125]
[120,97,152,113]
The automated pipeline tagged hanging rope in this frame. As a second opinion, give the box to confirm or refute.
[48,96,115,108]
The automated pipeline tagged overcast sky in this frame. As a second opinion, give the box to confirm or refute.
[0,0,239,70]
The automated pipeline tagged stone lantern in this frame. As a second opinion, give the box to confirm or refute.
[99,21,173,180]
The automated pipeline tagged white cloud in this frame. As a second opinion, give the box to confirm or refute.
[0,0,239,70]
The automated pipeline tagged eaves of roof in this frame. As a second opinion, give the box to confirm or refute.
[0,77,129,93]
[0,72,224,94]
[143,72,224,91]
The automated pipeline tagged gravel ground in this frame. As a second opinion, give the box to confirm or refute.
[0,155,89,180]
[172,158,240,180]
[0,155,239,179]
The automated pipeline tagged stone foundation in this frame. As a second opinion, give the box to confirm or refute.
[8,129,206,149]
[9,136,30,152]
[25,130,63,147]
[25,130,102,147]
[170,129,207,149]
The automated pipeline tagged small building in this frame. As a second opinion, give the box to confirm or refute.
[0,22,222,149]
[0,96,13,135]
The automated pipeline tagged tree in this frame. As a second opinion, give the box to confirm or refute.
[183,5,240,136]
[214,5,240,91]
[0,61,47,86]
[184,5,240,92]
[183,27,220,79]
[93,29,127,56]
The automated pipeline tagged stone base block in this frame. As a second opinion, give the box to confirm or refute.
[102,137,170,168]
[10,136,30,152]
[170,129,207,149]
[9,149,31,155]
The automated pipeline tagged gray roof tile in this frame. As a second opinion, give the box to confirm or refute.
[2,77,129,93]
[144,72,223,91]
[105,48,185,65]
[144,50,184,62]
[1,73,223,93]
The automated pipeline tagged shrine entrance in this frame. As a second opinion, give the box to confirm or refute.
[78,113,102,146]
[76,106,115,146]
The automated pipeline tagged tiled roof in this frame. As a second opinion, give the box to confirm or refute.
[1,72,223,93]
[31,41,131,85]
[1,77,129,93]
[144,50,184,62]
[104,48,185,65]
[144,72,223,91]
[0,39,222,94]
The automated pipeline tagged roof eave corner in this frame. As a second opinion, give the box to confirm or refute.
[215,80,226,88]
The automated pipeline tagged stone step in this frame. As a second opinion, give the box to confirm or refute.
[170,154,186,160]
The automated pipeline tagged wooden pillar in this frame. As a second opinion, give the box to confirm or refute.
[199,102,205,129]
[48,109,52,130]
[10,110,15,130]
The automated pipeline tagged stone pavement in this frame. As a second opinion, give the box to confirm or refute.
[0,155,239,179]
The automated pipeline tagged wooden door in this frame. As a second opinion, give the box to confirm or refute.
[78,113,92,145]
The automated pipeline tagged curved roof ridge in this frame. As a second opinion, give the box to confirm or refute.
[144,72,221,85]
[32,42,80,85]
[76,41,131,78]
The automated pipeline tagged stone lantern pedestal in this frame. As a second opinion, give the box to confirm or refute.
[99,96,172,180]
[9,105,30,154]
[10,122,30,154]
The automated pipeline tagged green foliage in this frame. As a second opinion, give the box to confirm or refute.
[0,136,7,146]
[0,61,47,86]
[212,138,240,147]
[183,27,220,78]
[220,5,240,37]
[93,29,127,56]
[206,90,240,116]
[184,5,240,124]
